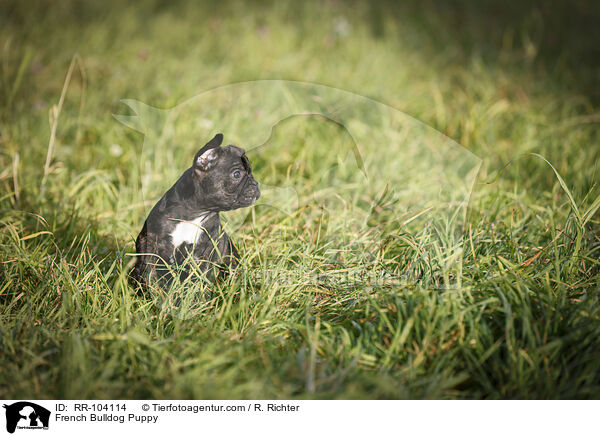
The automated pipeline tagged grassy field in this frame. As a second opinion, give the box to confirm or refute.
[1,0,599,399]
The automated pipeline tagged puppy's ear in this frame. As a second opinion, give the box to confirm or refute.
[194,147,222,172]
[193,133,224,172]
[205,133,223,148]
[241,154,252,172]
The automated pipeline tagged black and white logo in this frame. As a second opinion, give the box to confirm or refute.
[3,402,50,434]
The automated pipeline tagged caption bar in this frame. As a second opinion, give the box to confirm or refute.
[1,400,595,435]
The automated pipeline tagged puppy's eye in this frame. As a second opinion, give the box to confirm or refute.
[232,170,242,179]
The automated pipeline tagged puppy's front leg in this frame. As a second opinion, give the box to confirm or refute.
[223,235,239,271]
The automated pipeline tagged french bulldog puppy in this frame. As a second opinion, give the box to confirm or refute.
[129,133,260,291]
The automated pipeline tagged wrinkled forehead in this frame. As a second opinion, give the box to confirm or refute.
[223,145,252,172]
[224,144,245,155]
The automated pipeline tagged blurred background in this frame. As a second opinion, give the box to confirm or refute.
[1,0,598,169]
[1,0,598,201]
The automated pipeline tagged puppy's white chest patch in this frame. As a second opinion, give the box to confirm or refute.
[170,214,209,248]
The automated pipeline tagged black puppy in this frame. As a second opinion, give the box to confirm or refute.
[129,133,260,291]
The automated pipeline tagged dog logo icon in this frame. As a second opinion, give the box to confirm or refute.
[3,402,50,433]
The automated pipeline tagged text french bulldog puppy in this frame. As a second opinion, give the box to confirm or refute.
[129,133,260,291]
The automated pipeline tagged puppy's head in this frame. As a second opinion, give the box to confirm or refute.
[193,133,260,211]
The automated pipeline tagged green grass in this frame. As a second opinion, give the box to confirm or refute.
[1,0,599,399]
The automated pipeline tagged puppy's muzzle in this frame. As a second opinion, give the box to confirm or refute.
[240,178,260,205]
